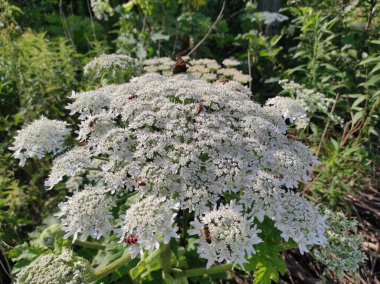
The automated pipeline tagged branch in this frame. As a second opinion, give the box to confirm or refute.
[186,0,226,57]
[315,93,340,158]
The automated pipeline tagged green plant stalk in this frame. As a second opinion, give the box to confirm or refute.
[171,263,233,278]
[90,250,131,281]
[160,243,172,273]
[159,243,174,283]
[74,240,105,250]
[352,96,380,147]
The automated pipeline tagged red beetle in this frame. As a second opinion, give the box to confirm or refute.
[124,235,137,246]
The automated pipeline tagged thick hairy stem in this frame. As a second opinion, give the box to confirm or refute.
[161,244,172,270]
[172,263,233,278]
[160,243,174,282]
[90,251,131,281]
[74,240,105,250]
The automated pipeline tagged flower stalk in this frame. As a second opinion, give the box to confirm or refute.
[171,263,233,278]
[90,250,131,281]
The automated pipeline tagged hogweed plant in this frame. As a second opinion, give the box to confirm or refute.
[143,57,252,85]
[9,55,365,283]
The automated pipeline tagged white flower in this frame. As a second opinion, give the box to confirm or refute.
[12,70,334,266]
[274,191,328,254]
[265,96,309,126]
[10,116,70,166]
[45,146,91,189]
[312,209,366,276]
[116,195,180,258]
[16,249,91,284]
[279,79,343,126]
[66,87,114,120]
[84,54,143,77]
[63,73,318,214]
[256,12,289,25]
[143,57,251,84]
[76,113,117,144]
[90,0,113,20]
[189,202,262,268]
[222,58,240,67]
[240,170,283,222]
[55,187,115,242]
[84,54,143,86]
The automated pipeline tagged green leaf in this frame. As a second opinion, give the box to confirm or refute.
[351,95,367,108]
[352,110,363,125]
[359,57,380,66]
[367,74,380,87]
[123,0,136,11]
[243,219,290,283]
[369,62,380,74]
[130,247,163,279]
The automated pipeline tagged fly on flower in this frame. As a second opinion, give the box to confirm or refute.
[52,145,74,160]
[89,117,99,128]
[134,176,146,187]
[202,224,212,244]
[286,130,299,141]
[124,235,137,246]
[128,95,138,100]
[196,103,205,114]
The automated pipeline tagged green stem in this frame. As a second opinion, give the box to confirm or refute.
[160,243,174,283]
[90,251,131,281]
[160,243,172,273]
[172,263,233,278]
[74,240,105,250]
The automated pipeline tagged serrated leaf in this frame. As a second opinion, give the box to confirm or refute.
[253,263,271,284]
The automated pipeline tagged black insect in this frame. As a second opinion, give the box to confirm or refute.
[202,224,212,244]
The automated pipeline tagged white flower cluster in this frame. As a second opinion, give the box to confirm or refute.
[84,54,144,85]
[274,191,328,254]
[222,58,241,67]
[255,12,289,25]
[16,249,92,284]
[90,0,114,20]
[279,79,343,125]
[143,57,251,84]
[117,196,180,258]
[10,116,70,166]
[312,209,366,276]
[12,72,328,267]
[55,187,115,241]
[265,96,310,128]
[143,57,174,76]
[45,146,91,189]
[189,202,262,268]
